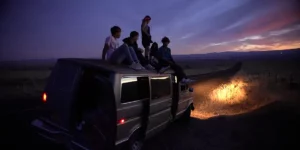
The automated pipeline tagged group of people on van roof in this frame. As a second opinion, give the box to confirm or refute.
[102,15,193,84]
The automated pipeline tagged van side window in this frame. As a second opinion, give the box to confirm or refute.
[151,76,171,99]
[121,76,150,103]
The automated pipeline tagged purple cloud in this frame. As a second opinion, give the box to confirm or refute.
[0,0,299,61]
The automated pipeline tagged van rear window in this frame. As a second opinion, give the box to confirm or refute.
[121,76,149,103]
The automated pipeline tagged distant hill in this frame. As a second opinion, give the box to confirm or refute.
[1,48,299,70]
[173,48,300,60]
[0,59,57,70]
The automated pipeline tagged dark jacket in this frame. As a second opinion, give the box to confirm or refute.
[157,46,174,62]
[122,37,148,66]
[123,37,138,52]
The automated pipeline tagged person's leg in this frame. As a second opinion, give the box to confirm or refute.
[170,63,187,81]
[142,42,150,61]
[128,47,140,63]
[109,44,134,65]
[135,51,148,66]
[109,44,126,64]
[145,46,150,60]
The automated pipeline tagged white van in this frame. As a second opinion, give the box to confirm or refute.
[31,58,194,150]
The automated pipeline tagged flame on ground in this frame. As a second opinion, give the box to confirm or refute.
[209,80,247,105]
[191,78,251,119]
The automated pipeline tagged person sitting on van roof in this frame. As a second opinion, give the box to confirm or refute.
[122,31,155,70]
[149,42,161,70]
[108,30,145,70]
[157,37,194,84]
[102,26,121,60]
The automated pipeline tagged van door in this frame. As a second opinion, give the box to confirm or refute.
[74,72,116,150]
[116,76,150,145]
[146,75,172,138]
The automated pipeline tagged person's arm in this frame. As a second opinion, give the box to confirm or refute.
[142,23,151,37]
[102,37,111,60]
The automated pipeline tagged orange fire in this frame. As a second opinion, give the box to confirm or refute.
[209,80,247,105]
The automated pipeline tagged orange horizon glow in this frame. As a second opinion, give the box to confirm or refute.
[233,41,300,52]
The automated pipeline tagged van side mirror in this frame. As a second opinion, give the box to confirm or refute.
[189,88,193,92]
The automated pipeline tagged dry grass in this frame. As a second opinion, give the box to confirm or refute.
[1,59,300,150]
[0,70,50,100]
[0,59,233,100]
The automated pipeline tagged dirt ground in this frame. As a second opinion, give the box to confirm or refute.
[0,59,300,150]
[143,76,300,150]
[143,59,300,150]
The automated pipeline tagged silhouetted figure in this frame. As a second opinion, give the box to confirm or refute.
[102,26,121,60]
[156,37,194,84]
[107,27,144,70]
[141,15,153,61]
[122,31,155,70]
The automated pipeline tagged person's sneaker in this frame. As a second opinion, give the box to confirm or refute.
[180,78,195,84]
[159,66,170,73]
[129,63,143,70]
[136,63,146,70]
[145,64,155,70]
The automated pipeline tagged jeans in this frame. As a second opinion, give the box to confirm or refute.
[158,59,187,81]
[109,44,140,65]
[135,50,149,66]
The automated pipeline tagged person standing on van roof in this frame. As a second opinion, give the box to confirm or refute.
[157,37,194,84]
[102,26,121,60]
[109,34,145,70]
[123,31,155,70]
[141,15,153,61]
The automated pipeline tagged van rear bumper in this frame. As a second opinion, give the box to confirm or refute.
[31,118,89,150]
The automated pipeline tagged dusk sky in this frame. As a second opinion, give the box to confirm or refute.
[0,0,300,61]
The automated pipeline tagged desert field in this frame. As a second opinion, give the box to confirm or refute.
[143,59,300,150]
[0,58,300,149]
[0,58,235,101]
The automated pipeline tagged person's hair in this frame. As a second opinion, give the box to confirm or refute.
[150,42,159,57]
[130,31,139,38]
[161,36,170,43]
[151,42,158,50]
[142,15,151,23]
[110,26,121,35]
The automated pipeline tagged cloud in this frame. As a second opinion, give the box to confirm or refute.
[1,0,300,61]
[269,25,300,36]
[238,35,265,42]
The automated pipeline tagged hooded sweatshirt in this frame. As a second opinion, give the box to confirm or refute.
[123,37,138,52]
[122,37,148,66]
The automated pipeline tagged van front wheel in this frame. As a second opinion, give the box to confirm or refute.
[182,106,191,123]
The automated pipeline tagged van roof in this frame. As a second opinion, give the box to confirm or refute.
[58,58,174,75]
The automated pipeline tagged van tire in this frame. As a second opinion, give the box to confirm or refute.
[127,131,144,150]
[181,105,191,123]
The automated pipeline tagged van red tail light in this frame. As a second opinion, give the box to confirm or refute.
[119,119,125,124]
[42,92,47,103]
